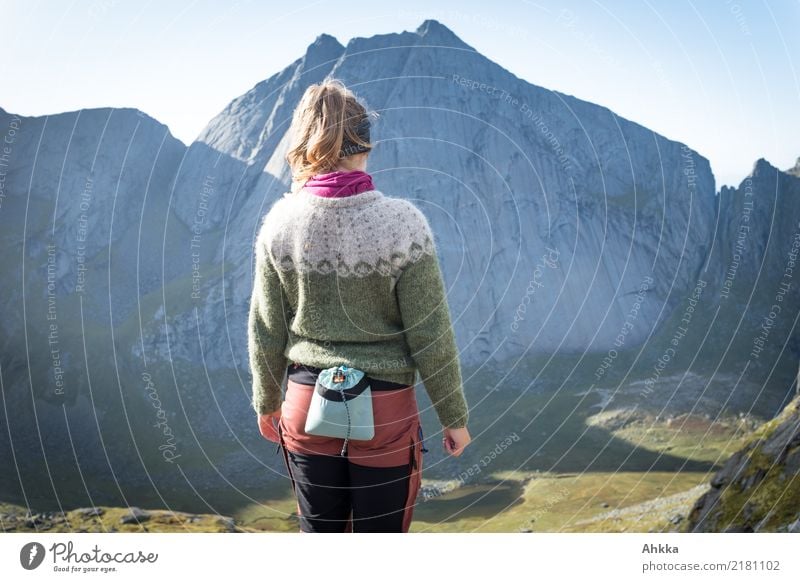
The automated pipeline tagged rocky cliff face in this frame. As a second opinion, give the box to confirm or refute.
[0,20,798,508]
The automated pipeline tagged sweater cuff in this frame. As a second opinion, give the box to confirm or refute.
[441,411,469,429]
[431,384,469,428]
[253,388,283,416]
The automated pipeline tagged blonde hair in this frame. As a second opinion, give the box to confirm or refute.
[285,78,376,192]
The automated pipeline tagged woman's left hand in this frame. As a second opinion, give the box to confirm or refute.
[258,410,282,443]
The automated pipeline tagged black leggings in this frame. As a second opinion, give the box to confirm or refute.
[285,450,411,533]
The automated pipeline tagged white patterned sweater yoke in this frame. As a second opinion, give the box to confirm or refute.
[247,188,469,429]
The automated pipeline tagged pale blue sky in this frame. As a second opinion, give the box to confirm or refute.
[1,0,798,189]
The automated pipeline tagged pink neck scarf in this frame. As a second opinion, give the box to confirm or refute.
[302,170,375,198]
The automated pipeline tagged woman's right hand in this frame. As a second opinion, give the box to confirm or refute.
[442,426,471,456]
[258,410,282,443]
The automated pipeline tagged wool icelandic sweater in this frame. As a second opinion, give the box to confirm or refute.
[247,187,469,428]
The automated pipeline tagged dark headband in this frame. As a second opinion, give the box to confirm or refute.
[339,115,371,158]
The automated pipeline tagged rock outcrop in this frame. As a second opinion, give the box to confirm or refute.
[0,501,241,532]
[687,388,800,532]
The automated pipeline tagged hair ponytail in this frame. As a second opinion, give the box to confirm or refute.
[286,78,376,191]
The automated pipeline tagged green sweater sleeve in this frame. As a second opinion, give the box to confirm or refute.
[395,220,469,429]
[247,229,291,416]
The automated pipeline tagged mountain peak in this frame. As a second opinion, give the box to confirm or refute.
[414,19,474,50]
[750,157,778,178]
[786,156,800,178]
[415,18,449,34]
[311,32,341,48]
[304,32,345,64]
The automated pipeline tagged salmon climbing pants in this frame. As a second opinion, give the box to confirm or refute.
[277,376,425,533]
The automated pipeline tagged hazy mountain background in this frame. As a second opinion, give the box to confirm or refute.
[1,20,798,528]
